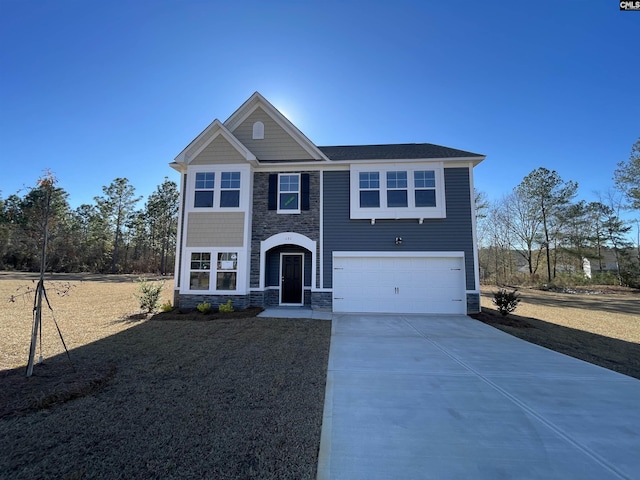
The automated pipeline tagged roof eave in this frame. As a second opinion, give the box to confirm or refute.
[324,155,486,165]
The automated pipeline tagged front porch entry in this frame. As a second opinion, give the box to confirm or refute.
[259,232,317,308]
[281,253,303,305]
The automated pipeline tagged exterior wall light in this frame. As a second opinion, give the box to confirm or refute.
[395,237,403,245]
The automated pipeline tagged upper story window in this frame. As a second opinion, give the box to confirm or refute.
[386,171,408,208]
[190,167,248,210]
[268,173,310,214]
[194,172,215,208]
[350,163,446,220]
[414,170,436,207]
[278,174,300,213]
[359,172,380,208]
[220,172,241,207]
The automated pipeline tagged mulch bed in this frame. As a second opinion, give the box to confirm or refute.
[152,306,265,321]
[471,308,640,380]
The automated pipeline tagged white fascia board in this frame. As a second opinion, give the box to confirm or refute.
[169,161,187,173]
[223,92,331,162]
[444,157,486,167]
[174,118,219,163]
[174,119,257,165]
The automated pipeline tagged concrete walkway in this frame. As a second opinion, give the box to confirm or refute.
[317,314,640,480]
[258,307,332,320]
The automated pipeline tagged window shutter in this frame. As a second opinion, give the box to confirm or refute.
[268,174,277,210]
[301,173,310,211]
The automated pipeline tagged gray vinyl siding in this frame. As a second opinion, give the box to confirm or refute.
[322,168,476,290]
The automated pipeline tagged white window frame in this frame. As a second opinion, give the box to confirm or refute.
[277,173,301,214]
[358,171,380,208]
[219,171,241,208]
[414,170,437,207]
[215,251,239,291]
[188,252,212,291]
[349,163,446,219]
[183,248,245,294]
[194,172,215,208]
[187,165,250,212]
[386,171,408,208]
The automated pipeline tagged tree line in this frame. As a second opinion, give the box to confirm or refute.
[477,137,640,288]
[1,137,638,284]
[0,175,178,275]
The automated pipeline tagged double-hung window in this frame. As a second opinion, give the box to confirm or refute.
[216,252,238,290]
[359,172,380,208]
[220,172,241,208]
[414,170,436,207]
[192,169,245,209]
[350,163,446,219]
[188,251,239,292]
[189,252,211,290]
[194,172,215,208]
[278,174,300,212]
[268,173,310,213]
[386,171,408,207]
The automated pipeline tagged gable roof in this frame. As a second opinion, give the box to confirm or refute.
[224,92,330,162]
[172,119,257,168]
[318,143,484,162]
[171,93,486,170]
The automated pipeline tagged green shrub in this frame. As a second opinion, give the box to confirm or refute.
[492,288,521,317]
[218,299,234,313]
[135,278,164,313]
[197,302,211,314]
[591,271,619,285]
[160,301,173,313]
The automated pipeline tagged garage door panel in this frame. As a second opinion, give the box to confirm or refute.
[333,254,466,314]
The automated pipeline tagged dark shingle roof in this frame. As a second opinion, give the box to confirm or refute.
[318,143,483,161]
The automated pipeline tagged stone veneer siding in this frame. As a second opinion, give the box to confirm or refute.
[311,292,332,310]
[250,171,321,291]
[466,293,480,314]
[178,294,251,310]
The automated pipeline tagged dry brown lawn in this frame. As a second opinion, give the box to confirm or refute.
[0,272,175,371]
[0,273,331,480]
[476,285,640,380]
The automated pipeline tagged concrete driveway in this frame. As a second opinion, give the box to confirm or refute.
[317,314,640,480]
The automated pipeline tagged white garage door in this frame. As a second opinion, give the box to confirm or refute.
[332,253,466,314]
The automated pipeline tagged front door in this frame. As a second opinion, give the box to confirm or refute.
[281,254,303,305]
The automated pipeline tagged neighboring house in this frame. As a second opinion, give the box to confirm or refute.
[170,92,485,314]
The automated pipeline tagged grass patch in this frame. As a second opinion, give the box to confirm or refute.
[471,307,640,380]
[0,275,330,480]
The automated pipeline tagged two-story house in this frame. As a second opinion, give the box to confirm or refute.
[170,92,485,314]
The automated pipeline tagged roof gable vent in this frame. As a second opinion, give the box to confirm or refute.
[252,121,264,140]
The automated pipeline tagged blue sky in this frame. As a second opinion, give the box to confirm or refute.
[1,0,638,216]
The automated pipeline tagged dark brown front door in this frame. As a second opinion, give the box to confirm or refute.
[281,254,303,304]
